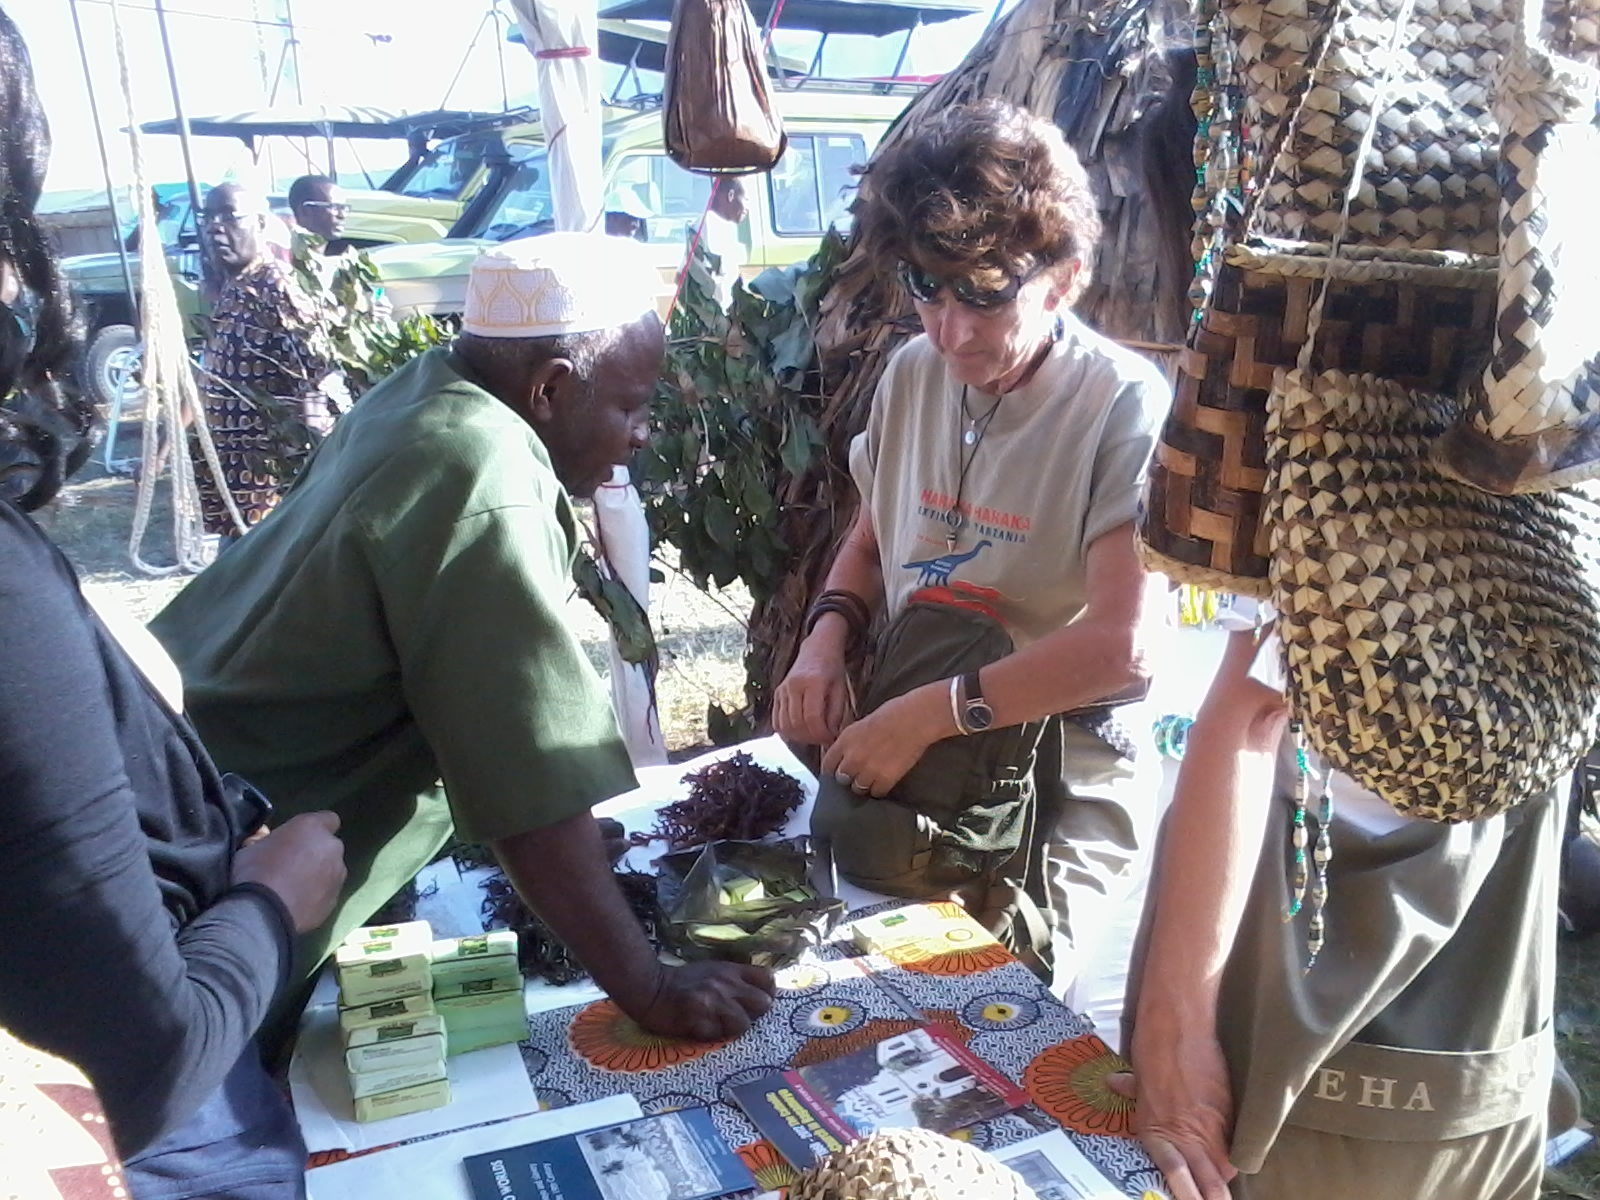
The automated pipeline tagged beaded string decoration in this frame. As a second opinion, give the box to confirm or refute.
[1284,720,1335,972]
[1185,0,1248,318]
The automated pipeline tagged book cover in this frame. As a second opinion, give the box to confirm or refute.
[992,1130,1126,1199]
[730,1024,1030,1169]
[462,1108,754,1200]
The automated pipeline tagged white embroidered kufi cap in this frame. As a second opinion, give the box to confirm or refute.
[462,232,660,339]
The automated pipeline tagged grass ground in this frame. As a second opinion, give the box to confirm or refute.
[32,419,1600,1196]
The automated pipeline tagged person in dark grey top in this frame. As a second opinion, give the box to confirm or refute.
[0,11,345,1192]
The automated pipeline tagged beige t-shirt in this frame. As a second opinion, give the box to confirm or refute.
[849,319,1171,647]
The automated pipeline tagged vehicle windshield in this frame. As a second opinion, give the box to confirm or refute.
[477,146,557,241]
[400,135,489,201]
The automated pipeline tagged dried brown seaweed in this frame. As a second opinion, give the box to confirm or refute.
[480,868,661,986]
[632,753,804,851]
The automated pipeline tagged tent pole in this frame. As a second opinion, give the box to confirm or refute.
[283,0,305,103]
[152,0,205,221]
[68,0,140,325]
[494,1,510,112]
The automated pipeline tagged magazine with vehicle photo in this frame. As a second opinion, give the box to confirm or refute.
[729,1024,1029,1169]
[462,1108,754,1200]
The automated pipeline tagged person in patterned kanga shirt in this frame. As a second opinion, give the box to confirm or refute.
[193,181,337,540]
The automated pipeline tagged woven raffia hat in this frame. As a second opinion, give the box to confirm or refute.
[788,1129,1030,1200]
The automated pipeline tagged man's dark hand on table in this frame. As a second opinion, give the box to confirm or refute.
[493,810,777,1046]
[632,960,776,1043]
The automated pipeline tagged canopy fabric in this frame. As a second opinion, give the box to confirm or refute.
[509,17,809,74]
[598,0,985,35]
[138,106,529,144]
[508,0,605,233]
[139,105,404,142]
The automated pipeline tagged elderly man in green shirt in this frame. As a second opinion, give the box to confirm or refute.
[152,233,775,1044]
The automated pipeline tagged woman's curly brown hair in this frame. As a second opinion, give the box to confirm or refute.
[855,100,1101,303]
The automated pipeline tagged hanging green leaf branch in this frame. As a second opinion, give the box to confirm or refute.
[637,234,846,732]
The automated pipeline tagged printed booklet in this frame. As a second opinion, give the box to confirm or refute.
[463,1108,755,1200]
[729,1023,1029,1169]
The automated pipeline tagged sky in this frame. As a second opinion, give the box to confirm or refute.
[18,0,1005,198]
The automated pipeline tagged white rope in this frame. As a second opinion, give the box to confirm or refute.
[108,0,244,577]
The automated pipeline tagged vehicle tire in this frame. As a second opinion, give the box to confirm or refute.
[83,324,145,412]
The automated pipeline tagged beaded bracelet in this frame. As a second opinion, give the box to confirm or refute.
[805,589,872,651]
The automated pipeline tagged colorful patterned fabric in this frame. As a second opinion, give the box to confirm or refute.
[194,258,336,535]
[521,936,1166,1197]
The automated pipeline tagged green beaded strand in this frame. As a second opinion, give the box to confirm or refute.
[1285,722,1310,921]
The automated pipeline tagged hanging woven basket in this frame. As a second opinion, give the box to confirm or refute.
[1265,367,1600,820]
[1141,240,1498,593]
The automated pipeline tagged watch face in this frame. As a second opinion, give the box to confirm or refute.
[965,701,996,732]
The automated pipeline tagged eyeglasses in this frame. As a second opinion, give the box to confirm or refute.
[897,260,1043,311]
[201,211,253,228]
[302,201,350,216]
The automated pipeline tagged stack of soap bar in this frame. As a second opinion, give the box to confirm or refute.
[336,921,433,1006]
[335,922,449,1122]
[430,932,526,1054]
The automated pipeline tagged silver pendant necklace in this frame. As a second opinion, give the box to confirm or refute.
[948,385,1003,552]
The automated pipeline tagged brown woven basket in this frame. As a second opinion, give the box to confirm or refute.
[1140,240,1497,592]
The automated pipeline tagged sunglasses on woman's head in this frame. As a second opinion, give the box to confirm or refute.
[897,260,1042,310]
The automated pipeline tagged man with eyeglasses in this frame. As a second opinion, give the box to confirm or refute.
[193,182,338,541]
[288,174,349,251]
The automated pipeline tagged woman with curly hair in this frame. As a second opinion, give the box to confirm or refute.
[0,9,345,1194]
[775,101,1171,1008]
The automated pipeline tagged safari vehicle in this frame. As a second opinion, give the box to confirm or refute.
[369,0,983,317]
[63,108,518,409]
[367,85,918,320]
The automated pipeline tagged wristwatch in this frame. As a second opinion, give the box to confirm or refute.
[959,670,995,734]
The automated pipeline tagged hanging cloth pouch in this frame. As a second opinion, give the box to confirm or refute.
[662,0,787,175]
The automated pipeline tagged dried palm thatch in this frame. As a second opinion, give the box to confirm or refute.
[745,0,1198,722]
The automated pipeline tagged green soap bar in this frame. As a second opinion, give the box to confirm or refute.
[348,1058,448,1100]
[338,993,434,1035]
[353,1078,451,1123]
[429,956,522,989]
[431,971,521,1002]
[345,1032,448,1074]
[335,920,432,967]
[446,1021,528,1055]
[338,964,431,1009]
[344,1013,446,1048]
[436,987,524,1016]
[429,931,518,963]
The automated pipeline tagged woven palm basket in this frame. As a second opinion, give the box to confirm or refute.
[788,1129,1030,1200]
[1265,367,1600,820]
[1140,240,1497,593]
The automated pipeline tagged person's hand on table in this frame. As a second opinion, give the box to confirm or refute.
[820,684,951,798]
[1106,1030,1237,1200]
[626,961,776,1043]
[773,628,853,746]
[232,811,347,934]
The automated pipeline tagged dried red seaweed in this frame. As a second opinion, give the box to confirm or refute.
[632,752,804,851]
